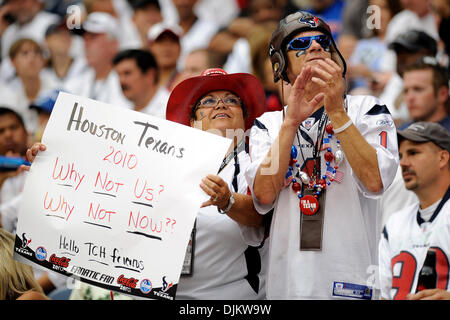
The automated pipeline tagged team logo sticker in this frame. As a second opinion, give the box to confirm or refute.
[299,15,319,28]
[162,276,173,292]
[140,279,152,294]
[35,246,47,261]
[21,233,31,248]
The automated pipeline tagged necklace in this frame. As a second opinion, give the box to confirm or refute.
[286,117,344,216]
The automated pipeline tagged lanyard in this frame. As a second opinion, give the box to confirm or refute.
[218,138,246,174]
[218,138,246,193]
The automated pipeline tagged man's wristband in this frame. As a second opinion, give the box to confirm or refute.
[333,119,353,134]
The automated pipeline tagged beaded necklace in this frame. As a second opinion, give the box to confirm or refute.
[285,109,344,215]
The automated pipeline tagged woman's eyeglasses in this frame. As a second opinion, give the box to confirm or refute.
[287,34,331,51]
[196,95,242,108]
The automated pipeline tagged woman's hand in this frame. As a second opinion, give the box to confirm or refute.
[200,174,232,211]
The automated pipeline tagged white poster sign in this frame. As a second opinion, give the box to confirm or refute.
[14,92,231,300]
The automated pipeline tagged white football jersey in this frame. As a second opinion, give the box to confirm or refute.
[175,147,268,300]
[379,193,450,300]
[245,95,398,299]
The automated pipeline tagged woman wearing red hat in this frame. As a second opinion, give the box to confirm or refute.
[165,68,268,299]
[24,68,269,300]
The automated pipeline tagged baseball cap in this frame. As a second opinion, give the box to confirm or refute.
[166,68,266,131]
[397,122,450,151]
[130,0,161,11]
[72,12,120,39]
[45,19,68,38]
[388,30,437,56]
[29,89,62,114]
[148,22,183,42]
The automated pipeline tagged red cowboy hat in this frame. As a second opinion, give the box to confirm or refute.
[166,68,266,130]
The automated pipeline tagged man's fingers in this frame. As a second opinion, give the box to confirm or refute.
[293,65,312,91]
[18,164,30,172]
[311,76,327,88]
[312,66,333,83]
[325,57,342,73]
[313,61,333,76]
[308,92,324,106]
[315,58,341,74]
[407,289,440,300]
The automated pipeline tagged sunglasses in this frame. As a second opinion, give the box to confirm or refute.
[287,34,331,51]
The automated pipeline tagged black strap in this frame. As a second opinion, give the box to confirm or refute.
[232,150,239,193]
[382,226,389,241]
[243,246,261,294]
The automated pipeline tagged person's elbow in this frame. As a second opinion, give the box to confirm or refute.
[365,176,384,194]
[242,213,264,227]
[253,187,276,206]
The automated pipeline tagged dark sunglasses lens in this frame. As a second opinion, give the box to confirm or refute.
[317,35,331,48]
[290,38,310,50]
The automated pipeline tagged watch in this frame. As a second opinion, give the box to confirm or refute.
[218,193,235,214]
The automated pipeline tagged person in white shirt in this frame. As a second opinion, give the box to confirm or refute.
[385,0,439,44]
[377,30,438,126]
[147,22,182,91]
[127,0,163,49]
[165,68,268,299]
[65,12,132,108]
[112,49,169,118]
[171,0,219,71]
[380,56,450,229]
[246,11,398,299]
[0,38,59,135]
[0,0,59,82]
[0,107,28,234]
[42,21,89,90]
[379,122,450,300]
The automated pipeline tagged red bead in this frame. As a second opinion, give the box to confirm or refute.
[334,166,338,169]
[318,179,326,187]
[292,182,301,193]
[324,151,334,162]
[326,124,334,134]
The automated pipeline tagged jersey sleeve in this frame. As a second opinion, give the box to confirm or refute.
[378,225,393,299]
[245,112,282,215]
[235,155,266,246]
[349,95,399,198]
[238,224,265,247]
